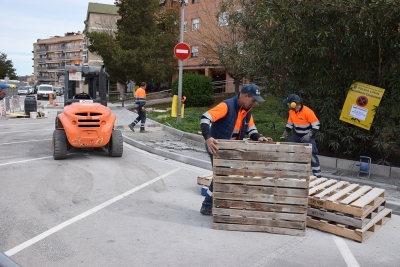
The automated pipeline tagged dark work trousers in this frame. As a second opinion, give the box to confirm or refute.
[131,106,147,130]
[289,134,322,178]
[202,143,214,208]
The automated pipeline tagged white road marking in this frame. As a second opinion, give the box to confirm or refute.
[0,129,53,134]
[0,139,51,145]
[0,122,54,126]
[0,156,53,166]
[5,167,181,257]
[333,236,360,267]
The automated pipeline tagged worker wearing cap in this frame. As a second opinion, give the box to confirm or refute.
[128,82,148,133]
[199,83,273,216]
[282,94,322,178]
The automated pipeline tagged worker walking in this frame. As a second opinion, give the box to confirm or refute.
[199,84,273,216]
[282,94,322,178]
[128,82,148,133]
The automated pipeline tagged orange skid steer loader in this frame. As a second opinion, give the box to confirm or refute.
[52,66,123,160]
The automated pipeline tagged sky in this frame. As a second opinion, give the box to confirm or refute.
[0,0,115,77]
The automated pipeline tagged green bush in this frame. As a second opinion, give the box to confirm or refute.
[171,73,214,107]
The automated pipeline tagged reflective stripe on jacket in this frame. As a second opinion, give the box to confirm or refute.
[285,105,320,136]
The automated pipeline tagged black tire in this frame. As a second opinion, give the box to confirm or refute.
[37,96,41,100]
[108,130,123,157]
[53,130,68,160]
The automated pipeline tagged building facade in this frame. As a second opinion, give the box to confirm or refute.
[32,32,85,86]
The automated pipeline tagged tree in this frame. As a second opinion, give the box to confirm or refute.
[0,52,18,80]
[241,0,400,164]
[87,0,179,87]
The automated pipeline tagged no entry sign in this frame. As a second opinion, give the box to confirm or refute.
[174,43,190,60]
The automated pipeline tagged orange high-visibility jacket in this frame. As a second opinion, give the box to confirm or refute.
[285,105,320,136]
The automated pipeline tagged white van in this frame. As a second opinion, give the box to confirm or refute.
[37,84,54,100]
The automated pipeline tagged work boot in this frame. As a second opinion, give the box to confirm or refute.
[200,206,212,216]
[128,124,135,132]
[140,128,148,133]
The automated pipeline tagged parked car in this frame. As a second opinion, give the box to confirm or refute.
[0,88,5,100]
[26,86,34,94]
[37,84,54,100]
[55,86,64,96]
[18,86,30,95]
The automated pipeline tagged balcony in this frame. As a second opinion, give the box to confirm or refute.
[36,48,48,53]
[37,76,49,80]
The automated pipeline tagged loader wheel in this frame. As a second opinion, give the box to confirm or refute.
[53,130,68,160]
[108,130,123,157]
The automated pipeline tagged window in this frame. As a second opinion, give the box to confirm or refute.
[183,21,187,32]
[219,12,229,26]
[192,0,200,3]
[233,9,244,24]
[235,41,244,55]
[191,46,198,58]
[219,43,228,55]
[192,18,199,31]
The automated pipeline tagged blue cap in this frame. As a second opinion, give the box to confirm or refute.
[241,84,264,102]
[283,94,301,105]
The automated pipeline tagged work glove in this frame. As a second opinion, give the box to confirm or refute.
[281,130,289,140]
[301,132,312,143]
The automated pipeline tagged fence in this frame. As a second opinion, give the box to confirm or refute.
[0,96,25,118]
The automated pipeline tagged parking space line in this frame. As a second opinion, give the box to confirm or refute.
[0,139,52,146]
[5,167,181,257]
[0,156,53,166]
[333,236,360,267]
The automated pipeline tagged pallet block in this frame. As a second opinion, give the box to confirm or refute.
[308,177,385,217]
[212,140,312,236]
[197,174,212,187]
[307,208,392,242]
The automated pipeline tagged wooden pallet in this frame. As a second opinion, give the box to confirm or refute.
[212,140,312,236]
[308,177,385,217]
[197,174,212,187]
[307,208,392,242]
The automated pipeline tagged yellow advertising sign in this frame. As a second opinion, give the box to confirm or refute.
[339,82,385,130]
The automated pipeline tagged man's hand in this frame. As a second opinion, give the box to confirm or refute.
[301,132,312,143]
[281,130,289,139]
[258,136,273,143]
[206,137,219,154]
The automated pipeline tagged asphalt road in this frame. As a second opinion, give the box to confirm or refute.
[0,108,399,267]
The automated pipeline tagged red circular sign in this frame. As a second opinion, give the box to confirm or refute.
[174,43,191,60]
[356,95,368,107]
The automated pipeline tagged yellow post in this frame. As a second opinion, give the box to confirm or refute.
[171,95,178,117]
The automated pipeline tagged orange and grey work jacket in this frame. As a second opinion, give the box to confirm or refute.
[135,88,146,108]
[285,105,320,137]
[200,95,261,141]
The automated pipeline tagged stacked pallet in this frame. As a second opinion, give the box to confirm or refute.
[197,174,212,187]
[212,140,312,236]
[307,177,392,242]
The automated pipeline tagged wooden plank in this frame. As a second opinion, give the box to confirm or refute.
[213,159,311,172]
[213,176,309,189]
[350,188,385,208]
[308,180,337,195]
[213,167,310,179]
[197,174,212,187]
[214,192,308,205]
[216,150,311,163]
[213,215,306,229]
[309,178,328,188]
[216,139,312,154]
[314,181,349,198]
[340,186,371,205]
[214,183,308,198]
[213,208,306,221]
[306,208,392,242]
[326,184,359,202]
[214,199,307,214]
[213,223,306,236]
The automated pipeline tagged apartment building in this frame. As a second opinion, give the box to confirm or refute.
[83,2,119,67]
[164,0,240,93]
[32,32,85,86]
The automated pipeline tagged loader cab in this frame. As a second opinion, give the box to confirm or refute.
[64,65,108,107]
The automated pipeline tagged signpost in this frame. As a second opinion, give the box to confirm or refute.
[176,0,188,125]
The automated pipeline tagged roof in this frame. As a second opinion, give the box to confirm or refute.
[85,2,119,23]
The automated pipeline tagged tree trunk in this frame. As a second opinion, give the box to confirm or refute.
[234,78,240,94]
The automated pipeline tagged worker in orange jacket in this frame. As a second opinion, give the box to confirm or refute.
[128,82,148,133]
[199,84,273,215]
[282,94,322,178]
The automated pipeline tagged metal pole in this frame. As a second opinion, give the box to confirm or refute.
[177,0,186,124]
